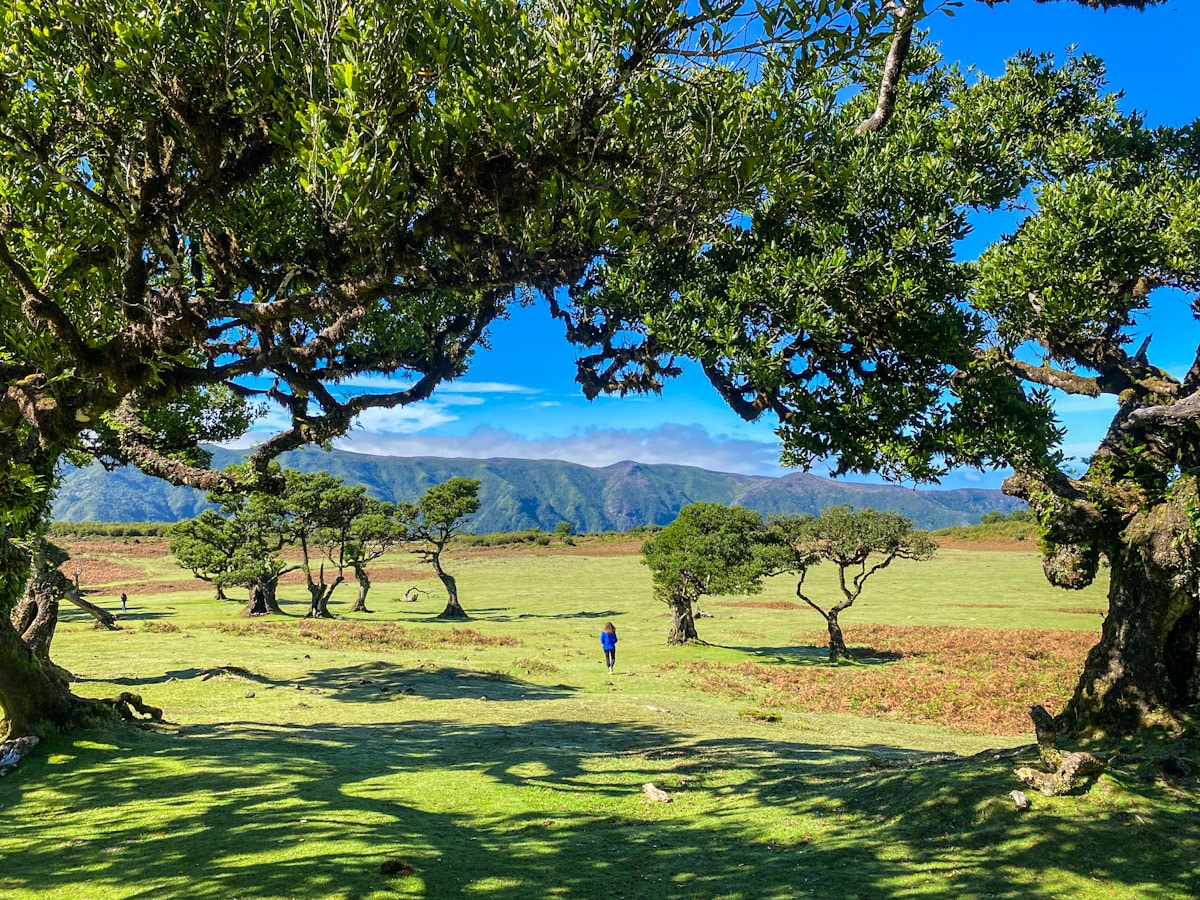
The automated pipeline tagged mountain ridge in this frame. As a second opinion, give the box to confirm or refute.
[51,447,1025,532]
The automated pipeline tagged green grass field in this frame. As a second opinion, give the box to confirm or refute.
[1,541,1196,899]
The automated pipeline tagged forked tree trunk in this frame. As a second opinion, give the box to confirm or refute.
[433,555,467,619]
[797,585,855,662]
[667,596,699,644]
[1063,499,1199,734]
[350,566,372,613]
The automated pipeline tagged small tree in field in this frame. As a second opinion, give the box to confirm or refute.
[337,499,404,614]
[400,478,481,620]
[168,510,242,602]
[641,502,778,645]
[774,506,937,661]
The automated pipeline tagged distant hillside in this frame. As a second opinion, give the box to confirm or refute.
[52,448,1025,532]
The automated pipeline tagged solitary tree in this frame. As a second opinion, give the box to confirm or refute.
[641,502,779,644]
[338,499,404,614]
[774,506,937,661]
[169,510,244,602]
[401,477,482,619]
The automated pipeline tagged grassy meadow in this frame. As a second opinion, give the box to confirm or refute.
[1,537,1197,899]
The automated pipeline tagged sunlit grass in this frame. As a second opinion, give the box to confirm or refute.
[2,540,1195,899]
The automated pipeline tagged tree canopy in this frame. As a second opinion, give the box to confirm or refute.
[0,0,903,738]
[577,39,1200,732]
[641,501,779,644]
[0,0,1189,740]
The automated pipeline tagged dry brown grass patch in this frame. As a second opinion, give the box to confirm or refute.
[711,599,805,611]
[208,619,519,651]
[666,624,1096,735]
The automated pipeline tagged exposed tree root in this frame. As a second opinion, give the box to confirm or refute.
[1014,704,1106,796]
[103,692,163,722]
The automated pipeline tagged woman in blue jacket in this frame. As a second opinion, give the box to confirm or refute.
[600,622,618,674]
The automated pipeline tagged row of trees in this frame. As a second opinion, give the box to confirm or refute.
[642,502,936,660]
[170,472,481,620]
[0,0,1191,740]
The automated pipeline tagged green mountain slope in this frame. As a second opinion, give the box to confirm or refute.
[52,447,1025,531]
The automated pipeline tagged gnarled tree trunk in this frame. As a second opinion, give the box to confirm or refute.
[667,596,699,644]
[825,611,851,662]
[350,565,372,613]
[433,555,467,619]
[242,578,282,617]
[1063,497,1199,734]
[305,565,342,619]
[0,525,110,740]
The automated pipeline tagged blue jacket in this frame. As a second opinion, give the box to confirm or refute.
[600,630,618,650]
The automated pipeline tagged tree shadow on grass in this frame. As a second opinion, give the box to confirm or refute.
[291,661,578,703]
[708,643,906,667]
[1,716,1197,899]
[481,609,625,623]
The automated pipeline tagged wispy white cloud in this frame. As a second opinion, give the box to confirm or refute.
[334,423,787,476]
[351,404,459,433]
[332,374,540,395]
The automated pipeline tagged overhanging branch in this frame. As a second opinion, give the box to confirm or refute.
[1006,359,1102,396]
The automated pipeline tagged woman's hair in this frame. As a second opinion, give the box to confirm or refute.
[603,621,616,634]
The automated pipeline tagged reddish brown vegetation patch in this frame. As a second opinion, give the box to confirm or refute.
[57,558,149,587]
[58,537,171,558]
[665,624,1096,735]
[209,619,519,651]
[1056,607,1104,616]
[933,537,1033,551]
[711,600,805,611]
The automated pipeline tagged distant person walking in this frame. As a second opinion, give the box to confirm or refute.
[600,622,618,674]
[120,592,128,614]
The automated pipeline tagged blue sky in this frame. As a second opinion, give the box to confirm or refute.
[277,1,1199,488]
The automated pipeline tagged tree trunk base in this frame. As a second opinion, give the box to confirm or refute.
[436,604,469,620]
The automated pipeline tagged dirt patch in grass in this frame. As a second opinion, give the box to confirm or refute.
[455,540,643,559]
[208,619,519,651]
[1056,607,1104,616]
[665,624,1096,735]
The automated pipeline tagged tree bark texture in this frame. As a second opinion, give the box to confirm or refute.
[1,521,111,739]
[0,618,89,739]
[1063,497,1199,734]
[667,597,699,644]
[242,579,281,617]
[826,612,851,662]
[305,570,342,619]
[350,566,372,613]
